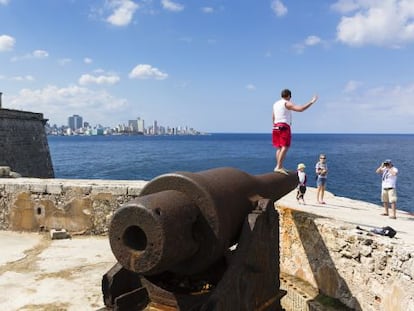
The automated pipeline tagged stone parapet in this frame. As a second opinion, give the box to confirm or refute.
[0,178,147,234]
[277,205,414,311]
[1,178,413,311]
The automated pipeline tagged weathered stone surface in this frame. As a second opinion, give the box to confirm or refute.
[1,178,413,311]
[0,108,54,178]
[0,178,147,234]
[278,204,414,311]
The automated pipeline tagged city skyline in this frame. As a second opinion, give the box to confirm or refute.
[47,113,201,136]
[1,1,414,133]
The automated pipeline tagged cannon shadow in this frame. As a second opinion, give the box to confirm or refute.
[286,209,363,310]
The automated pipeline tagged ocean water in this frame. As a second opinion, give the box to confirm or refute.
[48,133,414,213]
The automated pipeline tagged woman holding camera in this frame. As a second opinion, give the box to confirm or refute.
[315,154,328,204]
[376,159,398,219]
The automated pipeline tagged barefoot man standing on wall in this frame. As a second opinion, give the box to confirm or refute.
[272,89,318,174]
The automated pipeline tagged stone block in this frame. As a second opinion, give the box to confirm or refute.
[30,183,47,193]
[46,183,62,195]
[127,186,143,196]
[91,185,127,195]
[4,182,30,192]
[50,228,70,240]
[62,184,92,195]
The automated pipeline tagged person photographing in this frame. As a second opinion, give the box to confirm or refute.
[376,159,398,219]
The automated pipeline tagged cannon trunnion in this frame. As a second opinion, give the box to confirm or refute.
[103,167,298,310]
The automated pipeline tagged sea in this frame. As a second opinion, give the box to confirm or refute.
[48,133,414,213]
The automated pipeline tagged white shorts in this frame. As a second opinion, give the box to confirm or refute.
[381,188,397,203]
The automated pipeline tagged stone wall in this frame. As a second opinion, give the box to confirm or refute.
[0,108,54,178]
[278,205,414,311]
[0,178,146,234]
[0,178,413,311]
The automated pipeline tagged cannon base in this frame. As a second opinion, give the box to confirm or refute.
[102,198,285,311]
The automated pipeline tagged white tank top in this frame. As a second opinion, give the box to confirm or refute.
[273,98,291,125]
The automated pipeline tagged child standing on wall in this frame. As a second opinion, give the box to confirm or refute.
[296,163,307,204]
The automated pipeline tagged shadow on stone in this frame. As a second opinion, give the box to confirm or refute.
[291,211,362,310]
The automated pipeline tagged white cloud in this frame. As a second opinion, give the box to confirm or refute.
[11,75,35,82]
[33,50,49,58]
[343,80,362,93]
[0,74,34,82]
[78,73,120,85]
[0,35,15,51]
[58,58,72,66]
[322,81,414,133]
[161,0,184,12]
[246,84,256,91]
[84,57,93,64]
[8,85,128,126]
[293,35,323,53]
[305,35,322,46]
[129,64,168,80]
[10,49,49,62]
[331,0,361,14]
[106,0,139,26]
[333,0,414,47]
[0,0,10,5]
[271,0,287,17]
[202,7,214,14]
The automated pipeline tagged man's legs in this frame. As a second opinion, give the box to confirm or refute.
[390,202,396,218]
[275,146,289,170]
[382,201,389,215]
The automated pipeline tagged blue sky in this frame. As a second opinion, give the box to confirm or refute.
[1,0,414,133]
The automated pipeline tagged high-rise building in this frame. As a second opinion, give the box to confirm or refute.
[68,115,83,131]
[153,120,158,135]
[137,117,145,133]
[128,119,138,132]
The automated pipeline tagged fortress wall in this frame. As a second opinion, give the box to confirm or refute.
[0,178,412,311]
[0,108,54,178]
[0,178,146,234]
[278,205,414,311]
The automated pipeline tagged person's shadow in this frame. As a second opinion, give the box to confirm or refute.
[284,209,363,311]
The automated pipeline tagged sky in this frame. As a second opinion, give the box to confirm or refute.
[1,0,414,134]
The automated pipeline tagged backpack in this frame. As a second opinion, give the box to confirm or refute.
[370,226,397,238]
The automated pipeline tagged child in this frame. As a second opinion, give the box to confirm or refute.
[296,163,307,204]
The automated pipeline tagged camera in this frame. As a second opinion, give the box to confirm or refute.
[383,162,390,166]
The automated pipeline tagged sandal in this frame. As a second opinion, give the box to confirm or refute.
[380,213,389,216]
[389,216,397,219]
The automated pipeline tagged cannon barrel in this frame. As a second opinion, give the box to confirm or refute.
[109,167,297,276]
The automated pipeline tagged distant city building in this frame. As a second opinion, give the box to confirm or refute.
[128,119,138,132]
[68,115,83,131]
[137,117,145,133]
[46,115,202,136]
[153,120,158,135]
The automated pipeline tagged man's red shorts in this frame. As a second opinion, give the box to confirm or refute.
[272,123,291,147]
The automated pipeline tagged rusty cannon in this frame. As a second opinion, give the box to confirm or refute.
[102,167,298,311]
